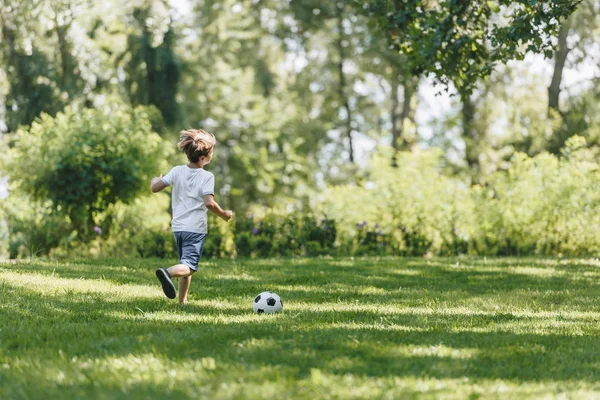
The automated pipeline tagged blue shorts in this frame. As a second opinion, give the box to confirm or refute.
[174,231,207,272]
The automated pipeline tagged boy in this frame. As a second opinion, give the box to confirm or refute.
[150,128,233,304]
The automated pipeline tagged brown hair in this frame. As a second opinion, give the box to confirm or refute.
[177,128,216,163]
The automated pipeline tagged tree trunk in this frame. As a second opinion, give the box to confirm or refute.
[335,2,354,164]
[461,90,479,171]
[548,18,571,113]
[391,71,418,166]
[55,23,74,92]
[399,77,417,150]
[391,73,401,152]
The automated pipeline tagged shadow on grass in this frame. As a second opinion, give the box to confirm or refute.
[5,258,600,303]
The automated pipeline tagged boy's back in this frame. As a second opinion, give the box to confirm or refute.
[151,128,232,303]
[162,165,215,234]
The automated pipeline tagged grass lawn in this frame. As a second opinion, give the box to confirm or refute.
[1,257,599,399]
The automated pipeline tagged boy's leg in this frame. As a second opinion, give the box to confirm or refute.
[169,264,193,304]
[156,232,204,301]
[171,232,205,303]
[167,264,193,278]
[155,264,191,300]
[178,275,192,304]
[155,267,177,299]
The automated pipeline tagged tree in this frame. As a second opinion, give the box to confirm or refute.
[0,0,123,132]
[545,0,600,153]
[548,0,599,114]
[359,0,582,94]
[121,1,184,127]
[0,0,63,131]
[175,0,315,213]
[4,101,169,238]
[282,0,362,165]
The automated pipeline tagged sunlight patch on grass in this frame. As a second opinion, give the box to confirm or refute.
[328,321,426,333]
[506,266,567,278]
[303,370,600,399]
[286,301,600,320]
[214,272,258,281]
[0,271,157,299]
[445,264,568,278]
[558,258,600,267]
[389,269,426,276]
[12,353,222,392]
[233,337,277,350]
[106,310,204,323]
[106,310,268,325]
[272,283,392,296]
[399,344,480,360]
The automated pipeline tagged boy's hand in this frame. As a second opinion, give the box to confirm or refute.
[151,174,163,185]
[151,174,166,193]
[204,195,233,221]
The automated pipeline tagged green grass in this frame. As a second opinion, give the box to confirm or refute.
[1,257,599,399]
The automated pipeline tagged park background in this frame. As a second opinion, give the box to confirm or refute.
[0,0,599,260]
[1,2,600,399]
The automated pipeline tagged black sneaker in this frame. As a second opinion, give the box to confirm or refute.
[155,268,176,299]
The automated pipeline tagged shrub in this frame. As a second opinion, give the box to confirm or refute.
[232,212,337,258]
[0,194,72,258]
[135,230,177,258]
[472,136,600,256]
[318,147,475,256]
[4,100,171,241]
[2,132,598,259]
[318,140,600,257]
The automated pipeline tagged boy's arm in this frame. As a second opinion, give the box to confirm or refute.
[203,194,233,221]
[151,174,167,193]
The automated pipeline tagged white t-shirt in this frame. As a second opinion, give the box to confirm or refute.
[161,165,215,233]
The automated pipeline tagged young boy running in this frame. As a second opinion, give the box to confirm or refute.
[150,129,233,304]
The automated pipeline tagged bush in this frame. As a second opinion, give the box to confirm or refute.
[232,212,337,258]
[135,230,177,258]
[3,100,171,241]
[318,140,600,257]
[2,131,598,259]
[472,136,600,256]
[318,147,475,257]
[201,214,235,258]
[0,194,73,258]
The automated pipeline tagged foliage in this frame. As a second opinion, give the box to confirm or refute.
[175,0,318,214]
[1,0,62,130]
[473,136,600,256]
[549,83,600,154]
[3,100,170,238]
[233,212,337,258]
[0,0,599,260]
[359,0,582,93]
[123,3,184,127]
[319,147,474,256]
[93,193,175,259]
[318,141,599,257]
[2,135,599,259]
[200,214,236,259]
[133,230,176,259]
[0,194,72,258]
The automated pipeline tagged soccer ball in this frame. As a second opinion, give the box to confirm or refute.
[252,291,283,314]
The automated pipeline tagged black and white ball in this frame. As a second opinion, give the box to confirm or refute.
[253,291,283,314]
